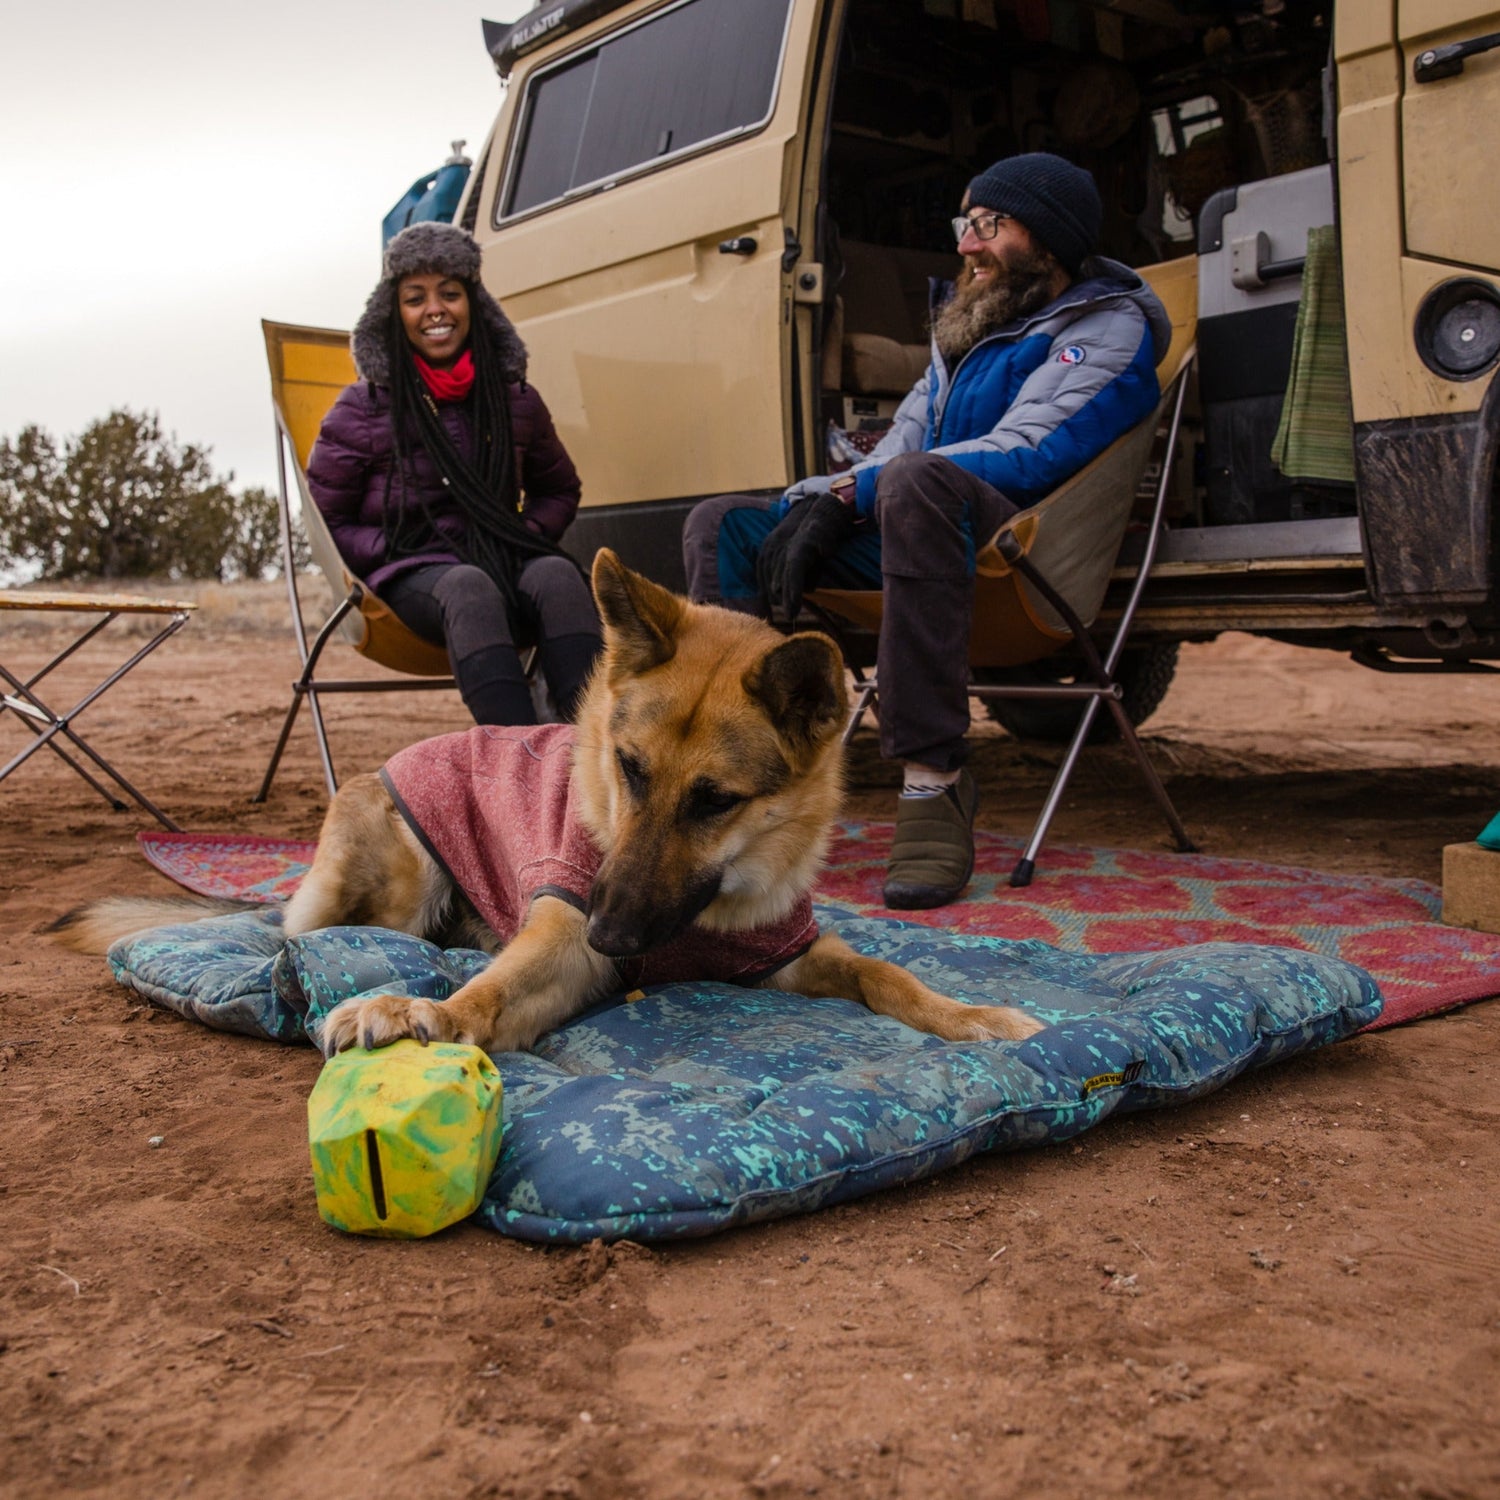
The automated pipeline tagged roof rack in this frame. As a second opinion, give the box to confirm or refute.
[482,0,634,77]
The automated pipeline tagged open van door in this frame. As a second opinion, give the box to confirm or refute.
[469,0,828,575]
[1401,2,1500,276]
[1336,3,1500,614]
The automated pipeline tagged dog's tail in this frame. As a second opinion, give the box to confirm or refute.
[46,896,259,954]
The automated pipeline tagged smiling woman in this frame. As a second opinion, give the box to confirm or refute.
[304,222,603,729]
[396,272,473,370]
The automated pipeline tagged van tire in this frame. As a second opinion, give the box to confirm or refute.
[973,642,1179,744]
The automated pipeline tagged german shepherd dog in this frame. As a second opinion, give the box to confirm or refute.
[54,551,1043,1054]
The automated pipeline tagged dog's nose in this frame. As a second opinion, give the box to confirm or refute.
[585,913,646,957]
[586,867,723,959]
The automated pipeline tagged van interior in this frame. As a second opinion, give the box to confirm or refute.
[817,0,1348,545]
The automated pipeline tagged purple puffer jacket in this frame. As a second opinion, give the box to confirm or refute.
[305,379,582,590]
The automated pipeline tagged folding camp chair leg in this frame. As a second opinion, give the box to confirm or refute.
[254,685,341,804]
[253,590,355,803]
[1103,697,1197,855]
[1001,543,1194,884]
[1007,689,1195,885]
[842,679,878,746]
[1008,694,1106,888]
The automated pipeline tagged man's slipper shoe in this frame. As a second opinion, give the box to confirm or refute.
[883,769,978,910]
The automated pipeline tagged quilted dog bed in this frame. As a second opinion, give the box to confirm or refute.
[108,908,1382,1243]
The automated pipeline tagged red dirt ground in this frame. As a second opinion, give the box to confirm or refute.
[3,581,1498,1499]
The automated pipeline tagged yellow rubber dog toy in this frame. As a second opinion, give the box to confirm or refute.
[307,1039,504,1238]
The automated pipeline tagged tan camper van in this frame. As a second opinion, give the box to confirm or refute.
[455,0,1500,731]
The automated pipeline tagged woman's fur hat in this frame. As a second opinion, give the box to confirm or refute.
[351,222,527,386]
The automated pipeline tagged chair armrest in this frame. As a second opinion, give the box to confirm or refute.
[975,512,1040,577]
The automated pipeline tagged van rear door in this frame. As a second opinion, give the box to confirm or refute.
[473,0,822,516]
[1400,1,1500,273]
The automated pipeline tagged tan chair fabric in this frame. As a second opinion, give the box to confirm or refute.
[263,320,452,678]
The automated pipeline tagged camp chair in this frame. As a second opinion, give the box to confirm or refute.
[255,320,458,803]
[809,258,1199,888]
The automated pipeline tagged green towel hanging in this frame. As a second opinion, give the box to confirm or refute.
[1271,224,1356,485]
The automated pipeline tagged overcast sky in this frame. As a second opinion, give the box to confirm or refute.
[1,0,532,493]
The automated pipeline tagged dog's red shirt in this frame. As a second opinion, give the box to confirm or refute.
[381,724,818,989]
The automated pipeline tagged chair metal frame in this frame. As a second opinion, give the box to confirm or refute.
[830,352,1199,888]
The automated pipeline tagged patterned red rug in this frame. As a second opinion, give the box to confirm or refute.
[138,826,1500,1032]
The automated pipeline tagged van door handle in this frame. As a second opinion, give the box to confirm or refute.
[1230,230,1307,290]
[718,237,757,255]
[1414,31,1500,82]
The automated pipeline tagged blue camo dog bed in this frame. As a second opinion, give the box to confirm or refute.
[108,907,1382,1243]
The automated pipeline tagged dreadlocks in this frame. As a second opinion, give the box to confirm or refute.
[380,284,578,614]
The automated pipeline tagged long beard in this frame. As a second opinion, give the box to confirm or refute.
[932,247,1061,369]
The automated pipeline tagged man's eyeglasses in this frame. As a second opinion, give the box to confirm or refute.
[952,210,1013,244]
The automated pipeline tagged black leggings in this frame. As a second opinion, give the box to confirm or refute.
[381,559,601,725]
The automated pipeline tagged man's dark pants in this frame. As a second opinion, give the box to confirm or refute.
[682,451,1018,772]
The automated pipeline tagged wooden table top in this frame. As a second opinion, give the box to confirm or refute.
[0,590,197,615]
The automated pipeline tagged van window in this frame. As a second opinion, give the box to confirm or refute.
[501,0,794,221]
[1150,95,1228,243]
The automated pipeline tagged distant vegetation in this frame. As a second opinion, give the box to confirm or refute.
[0,409,307,582]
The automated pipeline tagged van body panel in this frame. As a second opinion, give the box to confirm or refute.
[1356,401,1497,609]
[1332,1,1500,613]
[474,0,822,509]
[1336,15,1416,427]
[1400,4,1500,273]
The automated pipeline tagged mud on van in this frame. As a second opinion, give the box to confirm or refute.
[453,0,1500,730]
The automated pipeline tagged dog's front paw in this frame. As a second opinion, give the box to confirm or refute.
[322,994,472,1053]
[956,1004,1047,1043]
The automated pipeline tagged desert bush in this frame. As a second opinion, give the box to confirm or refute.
[0,409,306,582]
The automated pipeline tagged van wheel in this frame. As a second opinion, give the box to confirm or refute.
[973,642,1179,745]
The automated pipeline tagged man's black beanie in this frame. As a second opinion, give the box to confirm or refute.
[965,153,1102,274]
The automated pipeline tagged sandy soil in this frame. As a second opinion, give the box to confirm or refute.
[3,580,1498,1500]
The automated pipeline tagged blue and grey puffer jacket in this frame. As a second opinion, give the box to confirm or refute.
[838,257,1170,520]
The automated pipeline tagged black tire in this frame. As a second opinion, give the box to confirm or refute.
[974,641,1180,745]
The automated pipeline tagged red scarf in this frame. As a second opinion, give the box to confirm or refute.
[413,349,475,403]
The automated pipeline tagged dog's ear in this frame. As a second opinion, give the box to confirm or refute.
[743,632,848,752]
[591,548,683,675]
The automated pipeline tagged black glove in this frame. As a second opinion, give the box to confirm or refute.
[755,493,858,622]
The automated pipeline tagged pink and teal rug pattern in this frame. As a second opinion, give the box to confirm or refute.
[138,826,1500,1033]
[138,833,317,905]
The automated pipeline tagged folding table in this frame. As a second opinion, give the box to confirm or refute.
[0,590,196,831]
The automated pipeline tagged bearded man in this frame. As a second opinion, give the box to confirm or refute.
[681,153,1169,909]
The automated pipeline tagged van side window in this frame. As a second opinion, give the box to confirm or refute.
[501,0,794,220]
[1150,95,1229,244]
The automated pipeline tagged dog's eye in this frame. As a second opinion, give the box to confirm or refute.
[616,750,648,796]
[688,785,744,820]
